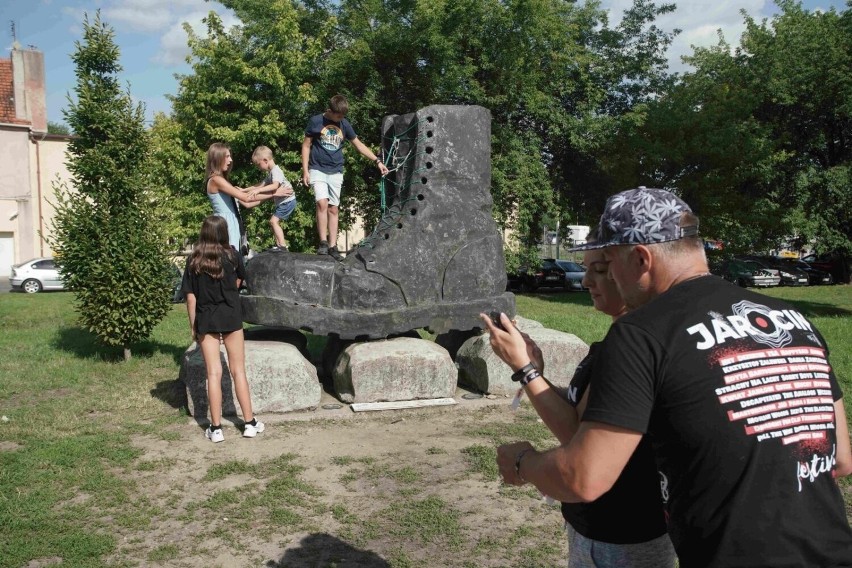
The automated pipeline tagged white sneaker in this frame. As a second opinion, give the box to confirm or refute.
[206,427,224,443]
[243,420,265,438]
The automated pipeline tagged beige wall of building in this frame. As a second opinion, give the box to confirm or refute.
[0,46,72,276]
[0,129,71,275]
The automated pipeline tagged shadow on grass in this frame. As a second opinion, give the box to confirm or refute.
[269,533,390,567]
[52,326,187,365]
[151,379,189,411]
[772,299,851,318]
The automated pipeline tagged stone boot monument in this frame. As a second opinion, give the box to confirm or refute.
[242,105,515,339]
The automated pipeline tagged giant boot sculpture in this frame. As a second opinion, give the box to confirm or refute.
[241,105,515,339]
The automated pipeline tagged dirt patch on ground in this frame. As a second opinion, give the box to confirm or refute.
[117,397,567,567]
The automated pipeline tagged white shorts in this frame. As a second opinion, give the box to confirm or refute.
[310,169,343,207]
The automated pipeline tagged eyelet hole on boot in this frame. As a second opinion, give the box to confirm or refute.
[384,233,390,240]
[426,162,433,168]
[426,147,433,154]
[396,223,403,229]
[426,131,433,137]
[421,177,428,185]
[417,194,425,201]
[410,208,417,216]
[426,116,434,122]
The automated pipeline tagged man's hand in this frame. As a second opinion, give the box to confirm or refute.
[302,172,311,187]
[497,441,535,485]
[479,312,539,372]
[378,161,390,176]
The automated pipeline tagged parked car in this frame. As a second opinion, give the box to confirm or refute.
[507,258,567,292]
[170,265,186,303]
[776,258,832,286]
[743,256,810,286]
[553,259,587,291]
[10,257,65,293]
[801,252,849,284]
[714,259,781,288]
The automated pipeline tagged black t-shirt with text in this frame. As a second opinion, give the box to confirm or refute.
[584,275,852,568]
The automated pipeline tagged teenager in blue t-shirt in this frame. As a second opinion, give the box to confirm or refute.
[301,94,389,261]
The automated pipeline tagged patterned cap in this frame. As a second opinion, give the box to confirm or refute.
[569,187,698,251]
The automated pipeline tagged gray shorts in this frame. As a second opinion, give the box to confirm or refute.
[567,524,677,568]
[309,169,343,206]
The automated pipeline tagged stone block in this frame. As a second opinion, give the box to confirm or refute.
[456,326,589,395]
[178,339,322,417]
[178,342,237,421]
[333,337,456,403]
[244,340,322,413]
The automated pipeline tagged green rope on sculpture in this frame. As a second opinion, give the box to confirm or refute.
[358,119,431,250]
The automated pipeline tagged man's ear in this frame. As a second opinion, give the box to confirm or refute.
[634,245,653,275]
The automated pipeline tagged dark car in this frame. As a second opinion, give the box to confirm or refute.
[776,258,832,286]
[507,259,567,292]
[713,258,781,288]
[170,265,186,303]
[801,252,849,284]
[554,259,587,291]
[744,256,810,286]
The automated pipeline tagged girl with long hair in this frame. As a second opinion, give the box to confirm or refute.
[206,142,253,255]
[182,215,264,442]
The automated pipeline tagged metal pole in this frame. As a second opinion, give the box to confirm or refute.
[555,218,560,259]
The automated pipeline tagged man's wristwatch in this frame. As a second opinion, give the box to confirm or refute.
[511,363,540,386]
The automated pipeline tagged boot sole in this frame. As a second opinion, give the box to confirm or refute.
[241,292,516,340]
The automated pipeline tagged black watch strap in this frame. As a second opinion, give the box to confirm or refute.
[511,362,536,382]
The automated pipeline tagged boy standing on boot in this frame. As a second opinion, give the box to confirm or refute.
[301,94,389,260]
[246,146,296,252]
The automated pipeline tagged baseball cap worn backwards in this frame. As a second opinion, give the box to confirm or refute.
[569,187,698,251]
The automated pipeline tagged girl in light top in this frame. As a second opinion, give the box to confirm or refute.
[205,142,253,254]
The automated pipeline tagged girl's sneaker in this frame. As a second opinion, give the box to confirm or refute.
[243,420,265,438]
[206,427,225,443]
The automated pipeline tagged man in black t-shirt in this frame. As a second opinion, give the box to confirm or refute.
[482,187,852,568]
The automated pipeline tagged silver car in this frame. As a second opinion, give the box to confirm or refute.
[554,260,587,291]
[10,257,65,293]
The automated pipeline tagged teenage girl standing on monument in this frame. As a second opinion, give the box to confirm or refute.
[206,142,255,256]
[182,215,264,442]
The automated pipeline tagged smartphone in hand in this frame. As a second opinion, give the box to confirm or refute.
[489,311,506,331]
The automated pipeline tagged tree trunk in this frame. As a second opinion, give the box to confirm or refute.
[124,346,131,361]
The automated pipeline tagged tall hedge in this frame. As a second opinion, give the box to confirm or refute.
[49,12,172,360]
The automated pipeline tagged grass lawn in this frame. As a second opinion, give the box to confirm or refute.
[0,284,850,566]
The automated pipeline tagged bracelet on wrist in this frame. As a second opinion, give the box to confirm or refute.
[519,369,541,386]
[511,362,536,383]
[515,448,533,481]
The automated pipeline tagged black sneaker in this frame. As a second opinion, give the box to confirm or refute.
[328,245,344,262]
[316,240,329,255]
[268,245,288,253]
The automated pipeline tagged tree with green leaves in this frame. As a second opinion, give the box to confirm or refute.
[157,0,677,265]
[158,5,323,253]
[613,1,851,261]
[49,12,173,361]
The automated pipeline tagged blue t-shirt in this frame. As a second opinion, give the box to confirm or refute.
[305,114,358,174]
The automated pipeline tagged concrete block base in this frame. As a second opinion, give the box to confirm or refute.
[333,337,456,403]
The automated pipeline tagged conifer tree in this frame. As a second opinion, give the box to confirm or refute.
[50,12,172,361]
